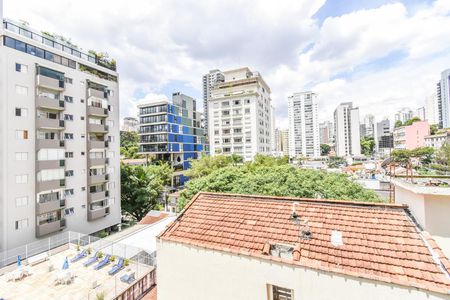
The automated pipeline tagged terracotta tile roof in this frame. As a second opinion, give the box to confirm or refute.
[159,192,450,295]
[139,211,169,225]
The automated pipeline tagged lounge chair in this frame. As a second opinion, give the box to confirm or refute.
[120,272,135,284]
[70,249,87,263]
[94,254,111,270]
[108,257,124,275]
[83,252,99,267]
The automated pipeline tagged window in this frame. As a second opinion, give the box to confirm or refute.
[15,152,28,161]
[15,219,28,230]
[81,116,85,120]
[64,207,75,216]
[64,96,73,103]
[15,196,28,207]
[64,77,73,84]
[245,108,251,114]
[37,149,64,161]
[15,85,28,96]
[15,130,28,140]
[64,114,73,121]
[15,63,28,73]
[15,174,28,184]
[64,152,73,158]
[37,169,64,182]
[270,285,293,300]
[65,170,74,177]
[15,108,28,117]
[64,133,74,140]
[245,99,251,104]
[64,189,74,197]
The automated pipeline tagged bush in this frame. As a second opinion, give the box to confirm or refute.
[110,255,115,262]
[124,258,130,266]
[97,251,104,259]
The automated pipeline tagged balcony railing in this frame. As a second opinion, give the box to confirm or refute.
[37,139,65,149]
[87,206,110,221]
[36,159,65,171]
[88,157,109,167]
[87,123,108,133]
[36,179,65,193]
[36,118,65,130]
[36,96,65,111]
[36,75,65,91]
[87,106,108,117]
[88,140,109,149]
[36,218,65,237]
[88,173,109,185]
[36,199,63,215]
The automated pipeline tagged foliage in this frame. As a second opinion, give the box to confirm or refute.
[391,147,435,165]
[327,156,347,168]
[110,255,115,262]
[97,251,104,258]
[394,120,403,128]
[320,144,331,156]
[435,142,450,166]
[124,258,130,267]
[178,164,381,210]
[184,155,233,178]
[360,137,375,156]
[96,292,105,300]
[120,163,172,220]
[430,124,439,135]
[230,154,244,165]
[97,230,108,239]
[404,117,421,126]
[120,131,142,159]
[429,163,450,172]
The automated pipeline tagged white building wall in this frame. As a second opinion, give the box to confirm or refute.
[334,102,361,156]
[426,93,438,125]
[157,240,448,300]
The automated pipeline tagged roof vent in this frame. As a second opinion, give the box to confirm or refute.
[290,203,312,240]
[270,243,294,260]
[331,230,343,247]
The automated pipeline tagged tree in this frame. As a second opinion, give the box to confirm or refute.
[120,131,142,159]
[430,124,439,135]
[320,144,331,156]
[178,164,381,210]
[395,120,403,128]
[404,117,421,126]
[360,137,375,156]
[184,155,233,179]
[327,156,346,168]
[120,163,172,220]
[391,147,434,166]
[230,154,244,166]
[436,143,450,166]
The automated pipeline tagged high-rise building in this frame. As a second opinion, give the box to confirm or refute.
[362,114,374,138]
[138,92,206,186]
[0,19,121,251]
[288,91,320,158]
[425,92,438,125]
[202,70,224,135]
[273,128,289,156]
[334,102,361,156]
[121,117,138,132]
[319,121,334,145]
[375,118,392,155]
[395,108,413,124]
[437,69,450,128]
[208,67,273,161]
[416,107,426,121]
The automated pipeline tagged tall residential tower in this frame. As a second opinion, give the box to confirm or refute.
[334,102,361,156]
[288,91,320,158]
[202,70,224,135]
[0,19,121,250]
[208,67,273,161]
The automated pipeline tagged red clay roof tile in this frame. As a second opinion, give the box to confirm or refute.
[159,192,450,295]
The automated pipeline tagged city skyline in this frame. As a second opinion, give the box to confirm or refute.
[4,0,450,129]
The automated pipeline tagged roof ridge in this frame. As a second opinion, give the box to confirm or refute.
[198,192,407,209]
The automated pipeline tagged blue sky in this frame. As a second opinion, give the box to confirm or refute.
[5,0,450,128]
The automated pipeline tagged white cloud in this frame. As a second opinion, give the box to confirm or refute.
[4,0,450,130]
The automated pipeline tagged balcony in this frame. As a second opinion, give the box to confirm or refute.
[37,139,65,149]
[36,118,65,130]
[87,123,108,133]
[37,75,65,91]
[36,96,65,111]
[36,179,65,193]
[36,198,65,215]
[88,190,109,203]
[87,106,108,117]
[88,140,109,149]
[36,219,65,237]
[88,157,109,167]
[88,174,109,185]
[88,206,110,221]
[88,88,107,99]
[37,159,65,171]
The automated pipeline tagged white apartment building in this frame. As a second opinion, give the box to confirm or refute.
[395,108,414,124]
[273,128,289,157]
[437,69,450,128]
[319,120,334,145]
[416,106,426,121]
[121,116,138,132]
[334,102,361,156]
[202,69,224,135]
[288,92,320,158]
[208,67,273,161]
[362,114,374,138]
[426,92,438,125]
[0,19,121,251]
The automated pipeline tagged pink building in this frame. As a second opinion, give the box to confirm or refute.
[393,120,429,150]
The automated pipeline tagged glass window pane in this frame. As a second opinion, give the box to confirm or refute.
[26,44,36,56]
[15,40,26,52]
[4,36,15,48]
[35,47,45,58]
[45,51,54,61]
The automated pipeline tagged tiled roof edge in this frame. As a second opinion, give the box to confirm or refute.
[197,191,407,209]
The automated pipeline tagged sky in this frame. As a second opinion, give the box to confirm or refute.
[4,0,450,129]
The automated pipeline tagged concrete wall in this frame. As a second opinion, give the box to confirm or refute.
[157,240,448,300]
[405,121,429,150]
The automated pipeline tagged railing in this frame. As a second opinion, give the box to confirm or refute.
[113,269,156,300]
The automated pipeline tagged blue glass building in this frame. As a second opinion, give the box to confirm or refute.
[138,92,206,186]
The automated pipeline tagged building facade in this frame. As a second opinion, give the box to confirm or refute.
[437,69,450,129]
[334,102,361,156]
[121,117,138,132]
[416,107,426,121]
[288,92,320,158]
[273,128,289,157]
[395,108,413,124]
[424,131,450,149]
[202,69,224,136]
[426,92,438,125]
[208,67,273,161]
[393,120,430,150]
[319,121,334,145]
[362,114,374,138]
[0,19,121,251]
[138,92,205,186]
[375,118,392,155]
